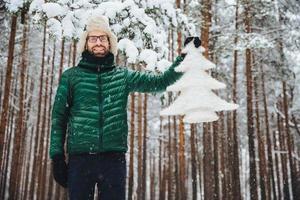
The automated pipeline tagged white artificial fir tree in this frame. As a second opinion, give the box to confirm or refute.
[160,37,239,123]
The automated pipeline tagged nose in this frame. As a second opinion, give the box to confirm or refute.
[95,38,102,45]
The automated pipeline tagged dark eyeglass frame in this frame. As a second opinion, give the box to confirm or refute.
[87,35,109,43]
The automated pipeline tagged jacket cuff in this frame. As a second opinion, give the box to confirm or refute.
[170,56,184,70]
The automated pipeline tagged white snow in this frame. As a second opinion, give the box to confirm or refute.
[29,0,45,13]
[224,0,236,6]
[47,18,62,38]
[69,0,93,9]
[41,3,66,18]
[144,23,158,36]
[157,59,172,72]
[61,12,75,38]
[5,0,24,12]
[118,38,139,63]
[96,1,124,19]
[28,0,191,64]
[139,49,158,71]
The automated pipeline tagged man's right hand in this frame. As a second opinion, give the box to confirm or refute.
[52,154,68,188]
[181,36,202,58]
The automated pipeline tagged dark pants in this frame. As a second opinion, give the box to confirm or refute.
[68,152,126,200]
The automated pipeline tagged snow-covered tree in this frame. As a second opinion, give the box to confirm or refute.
[29,0,196,70]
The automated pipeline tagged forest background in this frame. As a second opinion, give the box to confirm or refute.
[0,0,300,199]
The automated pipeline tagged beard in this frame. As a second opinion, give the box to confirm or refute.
[89,45,109,57]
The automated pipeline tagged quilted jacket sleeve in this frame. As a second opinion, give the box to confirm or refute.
[49,71,71,159]
[126,56,184,93]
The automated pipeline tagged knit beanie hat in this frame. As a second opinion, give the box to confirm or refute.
[78,15,118,56]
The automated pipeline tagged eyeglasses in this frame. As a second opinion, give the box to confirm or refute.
[87,35,109,43]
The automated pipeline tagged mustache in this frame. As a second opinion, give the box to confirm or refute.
[92,45,106,48]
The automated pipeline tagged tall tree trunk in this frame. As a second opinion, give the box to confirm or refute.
[200,0,212,58]
[274,113,283,199]
[226,113,233,200]
[278,100,289,199]
[142,93,148,200]
[260,60,276,199]
[213,120,219,200]
[200,0,215,199]
[29,23,47,199]
[161,151,167,200]
[5,75,17,199]
[127,64,135,200]
[219,112,227,200]
[178,116,186,200]
[16,18,31,200]
[176,0,182,55]
[3,67,18,199]
[167,115,173,199]
[150,155,156,200]
[72,40,77,67]
[0,16,18,189]
[196,127,203,200]
[16,67,30,200]
[37,66,50,200]
[52,38,66,200]
[159,139,162,200]
[46,42,57,200]
[244,0,258,198]
[253,71,268,200]
[173,115,180,200]
[169,26,179,200]
[59,38,65,78]
[68,42,72,68]
[136,82,143,199]
[277,5,294,199]
[282,81,295,197]
[190,124,197,200]
[9,14,28,199]
[203,123,214,199]
[23,78,35,200]
[232,1,242,199]
[176,0,186,198]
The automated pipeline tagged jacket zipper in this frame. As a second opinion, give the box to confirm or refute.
[97,65,103,151]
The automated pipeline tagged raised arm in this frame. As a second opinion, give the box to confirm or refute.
[126,56,184,93]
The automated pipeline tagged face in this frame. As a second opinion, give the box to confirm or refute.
[86,30,110,57]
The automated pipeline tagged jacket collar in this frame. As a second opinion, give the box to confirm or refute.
[78,50,115,72]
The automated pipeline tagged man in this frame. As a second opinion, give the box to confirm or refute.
[50,15,189,200]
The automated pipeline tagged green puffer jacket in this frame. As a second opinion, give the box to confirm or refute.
[49,52,183,159]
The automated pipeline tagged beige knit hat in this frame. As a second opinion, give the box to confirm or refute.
[78,15,118,56]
